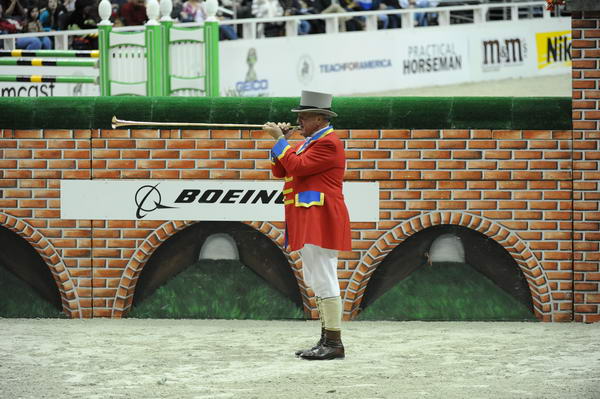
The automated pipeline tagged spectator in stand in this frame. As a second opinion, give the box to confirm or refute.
[214,0,238,40]
[180,0,237,39]
[66,0,98,29]
[1,2,24,38]
[251,0,284,37]
[110,0,126,9]
[380,0,404,28]
[120,0,146,26]
[232,0,253,18]
[39,0,67,31]
[170,0,183,19]
[344,0,388,30]
[1,0,53,49]
[62,0,75,12]
[110,2,124,26]
[313,0,349,32]
[15,6,52,50]
[179,0,206,23]
[414,0,439,26]
[281,0,311,35]
[66,0,99,49]
[180,0,206,22]
[1,0,26,19]
[24,5,53,48]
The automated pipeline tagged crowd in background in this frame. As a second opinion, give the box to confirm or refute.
[0,0,442,49]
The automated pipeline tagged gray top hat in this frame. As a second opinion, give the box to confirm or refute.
[291,90,338,117]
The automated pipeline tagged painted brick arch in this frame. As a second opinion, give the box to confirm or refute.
[345,211,553,321]
[110,219,323,318]
[111,220,195,317]
[0,211,80,317]
[244,221,316,315]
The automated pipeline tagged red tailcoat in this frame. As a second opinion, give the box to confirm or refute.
[271,126,351,252]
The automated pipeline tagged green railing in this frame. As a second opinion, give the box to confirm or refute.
[0,0,220,97]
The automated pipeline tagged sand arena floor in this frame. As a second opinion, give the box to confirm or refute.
[0,318,599,399]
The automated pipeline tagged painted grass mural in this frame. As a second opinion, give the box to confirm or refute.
[0,266,64,318]
[358,262,537,321]
[129,259,304,319]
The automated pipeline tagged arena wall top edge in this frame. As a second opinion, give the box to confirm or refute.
[0,96,572,131]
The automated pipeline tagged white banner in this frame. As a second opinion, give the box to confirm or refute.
[0,17,570,97]
[467,18,571,83]
[220,17,571,96]
[60,180,379,221]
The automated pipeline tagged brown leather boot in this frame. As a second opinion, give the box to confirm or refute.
[300,329,345,360]
[295,327,324,357]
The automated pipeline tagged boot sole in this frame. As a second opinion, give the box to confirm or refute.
[295,347,321,357]
[300,354,345,361]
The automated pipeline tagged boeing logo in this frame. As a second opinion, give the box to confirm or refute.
[134,185,284,219]
[135,184,176,219]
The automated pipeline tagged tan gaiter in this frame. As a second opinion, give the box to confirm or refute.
[321,296,342,331]
[316,297,324,329]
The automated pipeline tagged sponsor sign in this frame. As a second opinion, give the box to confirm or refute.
[0,81,99,97]
[0,83,58,97]
[481,37,528,71]
[403,43,463,76]
[535,30,572,70]
[60,180,380,222]
[220,26,473,95]
[221,18,570,95]
[0,64,99,97]
[297,54,315,85]
[319,58,392,74]
[224,47,271,97]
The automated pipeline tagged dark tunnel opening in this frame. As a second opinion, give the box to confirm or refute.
[361,224,534,314]
[132,221,302,308]
[0,225,62,310]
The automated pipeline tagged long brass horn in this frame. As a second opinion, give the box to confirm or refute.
[111,116,298,130]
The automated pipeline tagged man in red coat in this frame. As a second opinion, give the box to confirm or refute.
[263,90,351,360]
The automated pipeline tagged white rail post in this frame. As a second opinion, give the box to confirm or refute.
[473,6,486,24]
[511,5,518,21]
[3,38,16,50]
[285,19,299,37]
[365,14,377,31]
[542,3,551,19]
[401,11,413,29]
[243,22,257,39]
[438,9,450,25]
[54,32,69,50]
[325,16,339,34]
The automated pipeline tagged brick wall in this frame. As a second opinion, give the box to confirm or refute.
[571,10,600,323]
[0,13,597,323]
[1,124,597,322]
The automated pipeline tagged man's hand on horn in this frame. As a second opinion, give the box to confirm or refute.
[263,122,292,140]
[279,122,293,138]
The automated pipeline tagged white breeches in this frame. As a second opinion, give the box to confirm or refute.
[299,243,340,298]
